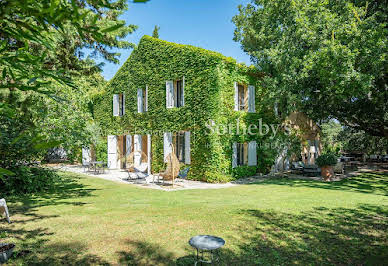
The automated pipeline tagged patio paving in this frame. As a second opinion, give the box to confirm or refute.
[52,164,238,191]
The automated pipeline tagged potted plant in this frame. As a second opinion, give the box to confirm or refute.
[0,243,15,263]
[316,153,338,181]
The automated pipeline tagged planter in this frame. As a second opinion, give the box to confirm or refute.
[0,243,15,263]
[321,166,334,181]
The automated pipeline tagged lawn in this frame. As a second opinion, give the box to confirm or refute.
[1,171,387,265]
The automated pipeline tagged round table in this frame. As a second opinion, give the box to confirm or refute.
[189,235,225,265]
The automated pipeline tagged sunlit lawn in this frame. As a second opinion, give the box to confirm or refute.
[1,171,387,265]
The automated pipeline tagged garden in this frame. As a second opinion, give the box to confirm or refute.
[1,171,387,265]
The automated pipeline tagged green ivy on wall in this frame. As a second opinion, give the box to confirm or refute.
[95,35,282,182]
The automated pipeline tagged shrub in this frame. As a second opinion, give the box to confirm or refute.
[204,171,234,183]
[316,153,338,167]
[232,166,257,179]
[0,166,61,195]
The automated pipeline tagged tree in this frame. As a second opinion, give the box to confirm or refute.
[0,0,140,93]
[152,25,160,38]
[0,0,149,175]
[233,0,388,138]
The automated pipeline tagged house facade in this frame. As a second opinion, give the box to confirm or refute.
[94,36,277,182]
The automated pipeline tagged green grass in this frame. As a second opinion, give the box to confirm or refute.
[1,171,387,265]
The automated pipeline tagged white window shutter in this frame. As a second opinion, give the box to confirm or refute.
[234,82,238,111]
[107,135,118,169]
[137,88,143,113]
[113,94,119,116]
[163,132,172,162]
[184,131,191,164]
[126,135,132,156]
[248,85,255,113]
[182,76,185,107]
[134,134,142,151]
[145,85,148,112]
[122,93,125,115]
[166,81,174,108]
[248,141,257,166]
[232,142,237,168]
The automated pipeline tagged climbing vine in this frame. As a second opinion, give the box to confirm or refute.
[95,36,282,182]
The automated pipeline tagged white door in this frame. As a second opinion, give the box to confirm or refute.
[107,135,118,169]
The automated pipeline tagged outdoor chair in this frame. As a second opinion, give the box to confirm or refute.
[159,144,180,186]
[291,161,304,174]
[333,162,344,175]
[125,150,148,180]
[303,164,321,177]
[0,198,11,223]
[177,167,190,182]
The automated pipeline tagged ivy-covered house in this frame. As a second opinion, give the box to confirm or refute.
[94,35,276,182]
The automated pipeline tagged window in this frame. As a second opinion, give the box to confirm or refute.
[174,132,185,162]
[238,84,247,111]
[175,80,184,107]
[237,143,248,166]
[138,87,147,113]
[113,93,125,116]
[119,93,125,116]
[142,88,147,111]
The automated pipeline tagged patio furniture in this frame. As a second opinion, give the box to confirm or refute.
[177,167,190,180]
[291,161,304,174]
[159,144,180,186]
[82,162,90,172]
[89,161,105,174]
[303,164,321,177]
[0,199,11,223]
[189,235,225,265]
[333,162,344,175]
[125,151,148,180]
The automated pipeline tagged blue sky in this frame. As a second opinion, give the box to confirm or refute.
[100,0,252,80]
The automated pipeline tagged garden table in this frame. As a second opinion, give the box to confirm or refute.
[189,235,225,265]
[89,161,105,174]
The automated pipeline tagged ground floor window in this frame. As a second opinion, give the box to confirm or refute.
[237,143,248,166]
[174,132,185,163]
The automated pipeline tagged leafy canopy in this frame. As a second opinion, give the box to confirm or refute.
[233,0,388,138]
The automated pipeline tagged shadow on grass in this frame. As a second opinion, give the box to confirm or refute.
[0,172,100,264]
[5,173,98,219]
[256,172,388,196]
[116,240,196,265]
[220,204,388,265]
[3,204,387,265]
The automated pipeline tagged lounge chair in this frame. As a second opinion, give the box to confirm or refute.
[0,198,11,223]
[125,150,148,180]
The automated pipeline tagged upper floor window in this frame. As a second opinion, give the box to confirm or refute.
[166,77,185,108]
[175,80,184,108]
[234,82,255,113]
[238,84,247,111]
[137,86,148,113]
[113,93,125,116]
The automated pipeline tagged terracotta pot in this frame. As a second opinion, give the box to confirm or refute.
[321,166,334,181]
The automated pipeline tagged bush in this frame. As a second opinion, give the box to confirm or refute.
[316,153,338,167]
[204,171,234,183]
[232,166,257,179]
[0,166,61,195]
